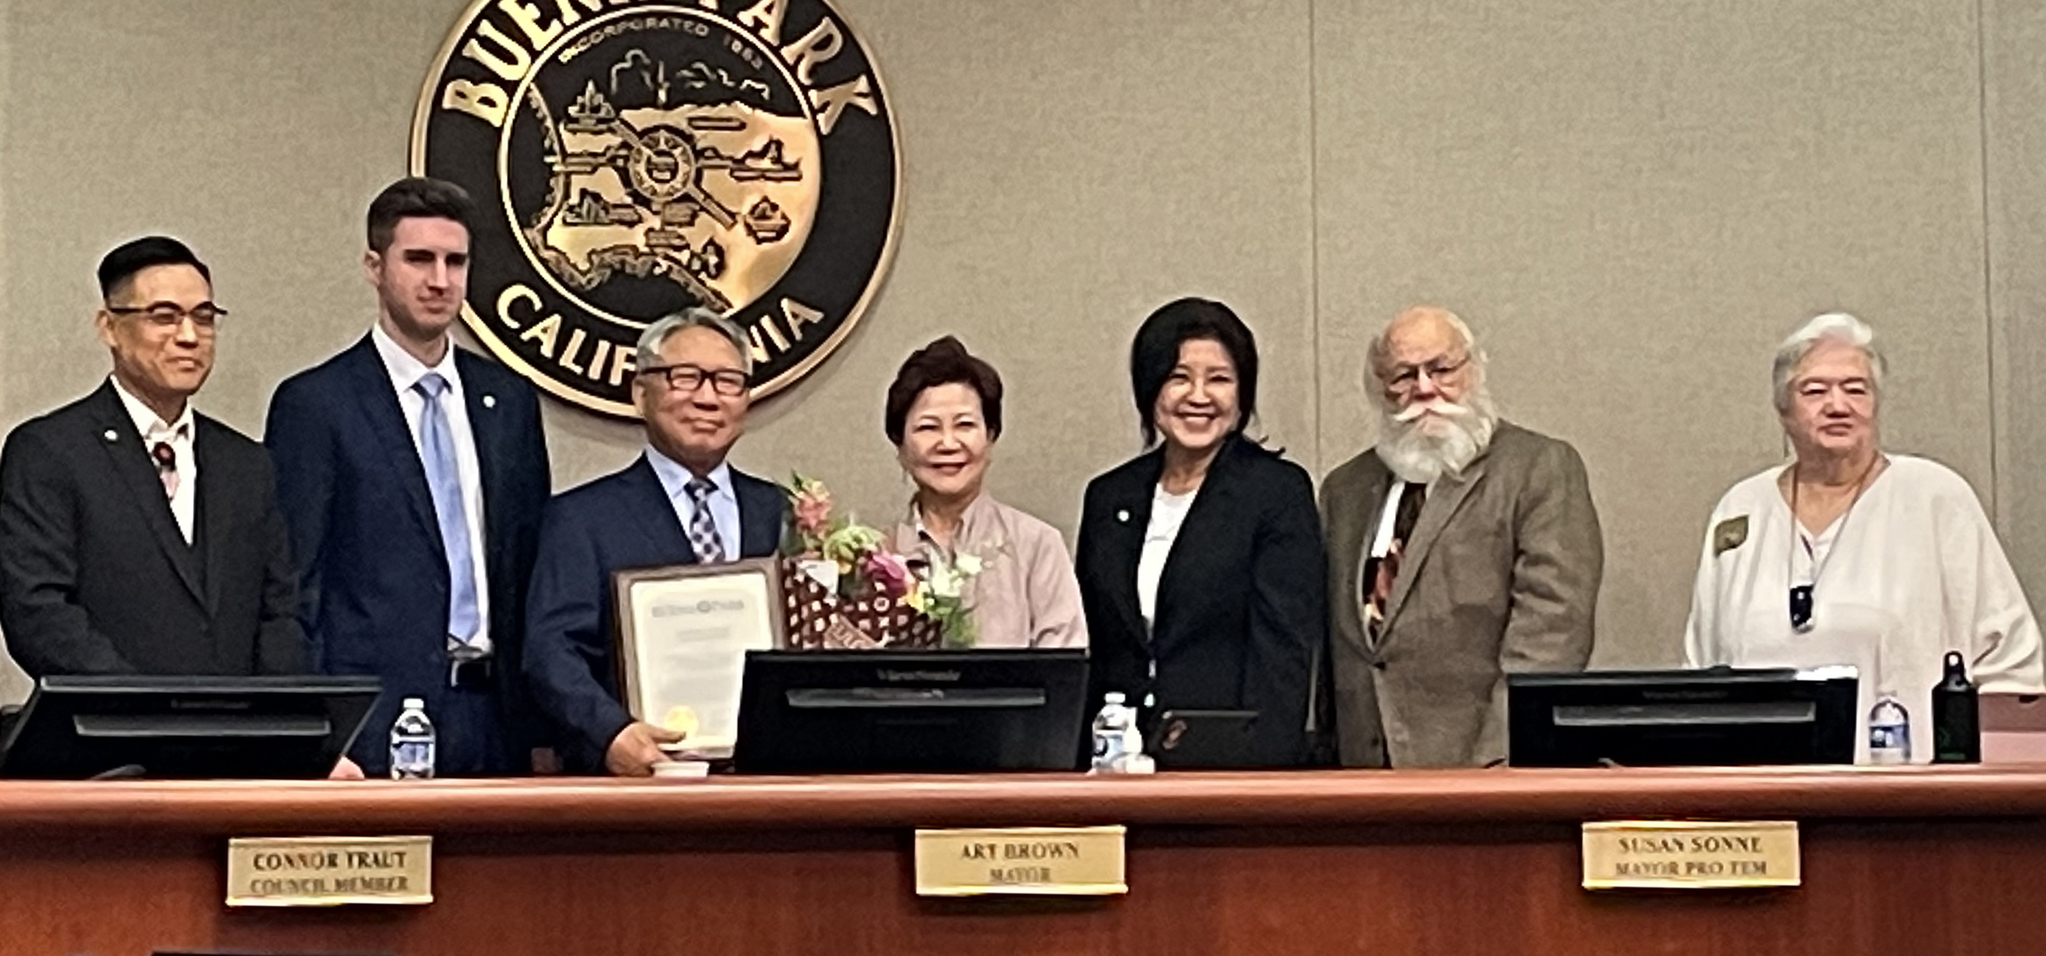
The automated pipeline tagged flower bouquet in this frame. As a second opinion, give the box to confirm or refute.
[780,475,963,650]
[907,549,985,649]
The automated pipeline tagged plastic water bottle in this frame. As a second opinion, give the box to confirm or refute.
[1867,693,1911,765]
[389,697,436,780]
[1089,692,1138,774]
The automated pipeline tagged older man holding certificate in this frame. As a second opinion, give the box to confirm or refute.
[523,309,789,776]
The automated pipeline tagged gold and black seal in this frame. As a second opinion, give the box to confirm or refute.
[413,0,900,416]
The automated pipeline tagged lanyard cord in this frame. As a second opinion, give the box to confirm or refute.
[1787,453,1885,596]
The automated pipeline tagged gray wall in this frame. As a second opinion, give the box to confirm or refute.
[1987,0,2046,649]
[0,0,2027,701]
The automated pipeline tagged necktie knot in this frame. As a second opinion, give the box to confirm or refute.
[686,476,717,503]
[150,441,176,472]
[413,372,449,401]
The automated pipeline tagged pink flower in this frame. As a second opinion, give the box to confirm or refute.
[863,550,912,598]
[792,486,833,538]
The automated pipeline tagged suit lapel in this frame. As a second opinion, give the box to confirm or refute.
[1154,452,1237,643]
[194,420,234,615]
[344,337,444,555]
[456,350,508,570]
[1103,450,1162,646]
[87,384,205,606]
[1381,450,1492,635]
[731,468,785,559]
[621,456,697,561]
[1334,460,1392,652]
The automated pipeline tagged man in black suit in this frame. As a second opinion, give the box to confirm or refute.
[265,179,551,777]
[0,237,307,679]
[523,309,786,776]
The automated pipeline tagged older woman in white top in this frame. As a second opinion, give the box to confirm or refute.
[1685,312,2044,761]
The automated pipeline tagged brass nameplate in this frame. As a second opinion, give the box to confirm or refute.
[914,826,1127,897]
[1582,821,1800,890]
[226,836,433,907]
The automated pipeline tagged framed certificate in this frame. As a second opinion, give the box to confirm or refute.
[612,558,786,755]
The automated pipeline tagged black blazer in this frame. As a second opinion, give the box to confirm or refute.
[522,455,787,772]
[0,381,305,677]
[264,336,551,776]
[1074,435,1327,765]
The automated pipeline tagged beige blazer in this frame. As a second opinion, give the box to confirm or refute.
[890,493,1089,649]
[1320,421,1602,767]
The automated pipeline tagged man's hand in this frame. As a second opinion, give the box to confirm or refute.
[328,756,366,780]
[605,721,685,777]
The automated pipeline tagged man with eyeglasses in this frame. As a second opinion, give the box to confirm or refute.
[264,178,551,778]
[0,237,309,684]
[1317,305,1602,768]
[524,308,788,775]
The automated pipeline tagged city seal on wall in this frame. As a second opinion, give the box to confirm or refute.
[413,0,900,416]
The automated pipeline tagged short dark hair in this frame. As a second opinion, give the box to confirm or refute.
[97,236,210,299]
[1129,297,1260,446]
[884,335,1005,446]
[366,177,475,252]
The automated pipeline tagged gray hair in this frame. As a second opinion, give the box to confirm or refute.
[1363,306,1488,412]
[635,308,754,375]
[1771,312,1885,413]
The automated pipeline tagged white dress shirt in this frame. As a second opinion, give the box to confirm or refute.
[644,447,739,561]
[1368,479,1417,560]
[372,326,492,654]
[110,376,196,544]
[1137,483,1197,627]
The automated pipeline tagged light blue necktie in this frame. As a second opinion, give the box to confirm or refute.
[414,373,480,647]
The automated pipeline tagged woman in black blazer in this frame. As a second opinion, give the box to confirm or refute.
[1074,298,1328,767]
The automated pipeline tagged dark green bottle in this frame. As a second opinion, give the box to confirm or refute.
[1931,651,1980,764]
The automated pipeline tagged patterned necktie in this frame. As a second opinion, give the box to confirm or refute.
[1364,482,1428,637]
[150,440,178,498]
[685,476,726,563]
[414,373,480,646]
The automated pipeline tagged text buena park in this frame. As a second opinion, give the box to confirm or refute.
[438,0,881,137]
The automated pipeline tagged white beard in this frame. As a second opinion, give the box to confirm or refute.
[1373,388,1499,485]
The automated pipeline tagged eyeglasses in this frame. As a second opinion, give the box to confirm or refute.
[108,303,227,333]
[1385,355,1469,394]
[640,363,749,397]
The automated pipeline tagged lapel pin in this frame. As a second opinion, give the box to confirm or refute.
[102,429,118,442]
[482,394,497,409]
[1116,509,1130,523]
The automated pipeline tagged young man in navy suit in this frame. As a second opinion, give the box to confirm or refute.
[265,179,551,777]
[523,309,787,776]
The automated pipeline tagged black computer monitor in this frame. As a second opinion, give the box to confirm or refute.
[1507,667,1858,767]
[0,676,382,779]
[732,649,1089,774]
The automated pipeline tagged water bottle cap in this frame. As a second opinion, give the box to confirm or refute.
[1103,692,1125,704]
[402,697,425,709]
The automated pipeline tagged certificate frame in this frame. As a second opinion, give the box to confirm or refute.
[612,558,787,755]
